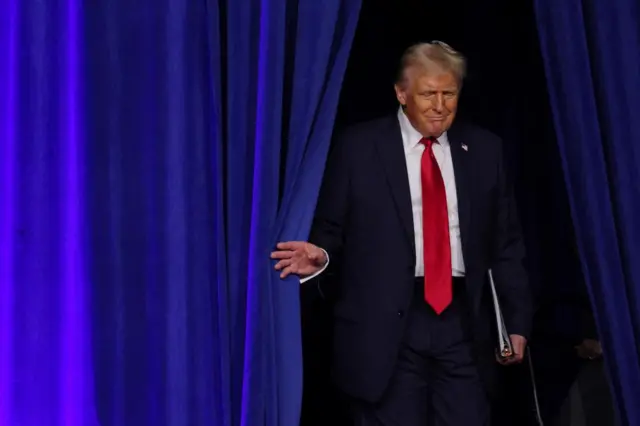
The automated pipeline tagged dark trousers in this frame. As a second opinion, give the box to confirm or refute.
[351,278,489,426]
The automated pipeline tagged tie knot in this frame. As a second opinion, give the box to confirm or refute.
[420,137,437,148]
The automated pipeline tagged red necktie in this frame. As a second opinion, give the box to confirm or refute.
[420,137,452,314]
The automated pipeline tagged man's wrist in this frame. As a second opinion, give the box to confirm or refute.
[320,249,329,266]
[300,249,330,284]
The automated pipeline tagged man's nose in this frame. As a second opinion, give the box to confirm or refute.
[434,93,444,112]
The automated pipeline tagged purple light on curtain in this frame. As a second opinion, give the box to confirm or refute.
[0,0,18,422]
[0,0,96,423]
[61,0,91,423]
[241,0,286,423]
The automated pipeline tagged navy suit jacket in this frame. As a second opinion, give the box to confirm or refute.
[309,114,532,403]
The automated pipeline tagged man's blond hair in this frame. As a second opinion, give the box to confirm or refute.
[396,41,467,86]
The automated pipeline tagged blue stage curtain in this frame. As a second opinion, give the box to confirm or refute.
[0,0,360,425]
[211,0,361,425]
[0,0,99,424]
[534,1,640,424]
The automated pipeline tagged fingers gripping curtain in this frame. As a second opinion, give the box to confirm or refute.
[534,1,640,424]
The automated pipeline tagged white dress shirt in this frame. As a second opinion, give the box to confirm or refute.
[398,108,465,277]
[300,109,465,284]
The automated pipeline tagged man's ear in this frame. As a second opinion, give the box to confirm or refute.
[394,84,406,106]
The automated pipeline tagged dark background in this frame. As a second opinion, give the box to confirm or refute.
[300,0,589,424]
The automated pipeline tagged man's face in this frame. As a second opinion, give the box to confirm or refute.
[394,68,460,137]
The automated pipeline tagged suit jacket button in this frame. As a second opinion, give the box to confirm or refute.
[397,310,404,318]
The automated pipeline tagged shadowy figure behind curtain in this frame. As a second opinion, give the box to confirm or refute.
[534,0,640,424]
[0,0,361,425]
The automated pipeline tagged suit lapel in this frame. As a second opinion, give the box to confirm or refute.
[447,123,472,264]
[373,117,473,260]
[375,116,415,252]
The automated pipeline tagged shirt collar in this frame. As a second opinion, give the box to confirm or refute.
[397,107,450,152]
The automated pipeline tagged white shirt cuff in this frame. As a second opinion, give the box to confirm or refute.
[299,249,330,284]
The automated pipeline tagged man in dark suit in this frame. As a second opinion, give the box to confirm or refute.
[272,41,532,425]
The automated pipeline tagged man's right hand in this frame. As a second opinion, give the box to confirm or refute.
[271,241,327,279]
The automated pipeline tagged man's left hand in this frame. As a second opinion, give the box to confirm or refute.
[576,339,602,360]
[497,334,527,366]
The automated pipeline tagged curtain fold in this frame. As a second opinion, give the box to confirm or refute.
[0,1,98,424]
[1,0,361,425]
[534,1,640,424]
[85,1,218,424]
[213,1,361,424]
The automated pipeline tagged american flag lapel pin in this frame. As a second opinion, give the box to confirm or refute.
[461,143,468,151]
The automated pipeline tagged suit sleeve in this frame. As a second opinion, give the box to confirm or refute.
[491,143,533,339]
[307,131,351,297]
